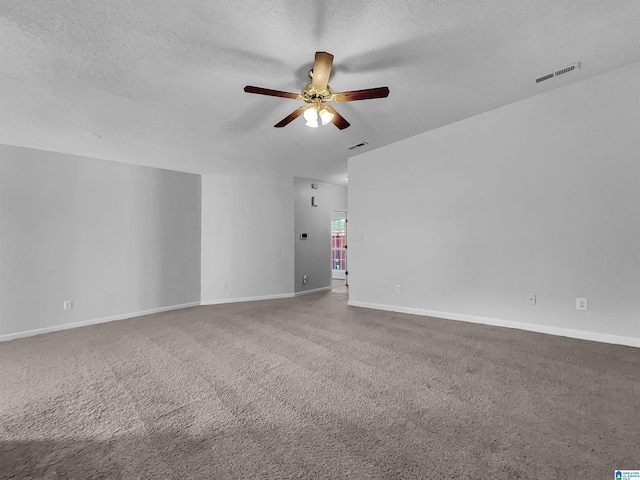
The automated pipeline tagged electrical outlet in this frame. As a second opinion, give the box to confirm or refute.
[222,282,228,290]
[527,294,536,305]
[576,297,588,311]
[63,300,73,311]
[303,275,308,285]
[395,285,402,294]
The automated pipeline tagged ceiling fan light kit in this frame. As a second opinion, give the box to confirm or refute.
[303,105,334,128]
[244,51,389,130]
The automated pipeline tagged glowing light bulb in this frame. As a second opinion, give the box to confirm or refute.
[318,107,334,125]
[303,106,318,122]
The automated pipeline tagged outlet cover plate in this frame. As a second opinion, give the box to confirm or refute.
[576,297,588,310]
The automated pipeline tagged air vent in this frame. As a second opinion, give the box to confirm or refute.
[348,141,369,150]
[535,62,580,83]
[535,73,554,83]
[555,64,577,76]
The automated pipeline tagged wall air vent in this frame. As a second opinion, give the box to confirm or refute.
[348,141,369,150]
[535,62,580,83]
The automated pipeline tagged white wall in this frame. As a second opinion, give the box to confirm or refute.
[348,62,640,346]
[0,145,201,339]
[294,178,347,293]
[200,175,294,303]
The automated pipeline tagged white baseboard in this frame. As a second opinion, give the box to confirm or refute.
[295,286,332,297]
[201,292,295,306]
[0,302,201,342]
[348,301,640,349]
[2,292,308,342]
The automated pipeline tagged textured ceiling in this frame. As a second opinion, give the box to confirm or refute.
[1,0,639,185]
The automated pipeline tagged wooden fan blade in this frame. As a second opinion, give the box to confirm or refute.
[311,52,334,91]
[324,106,350,130]
[274,106,307,128]
[332,87,390,102]
[244,85,300,100]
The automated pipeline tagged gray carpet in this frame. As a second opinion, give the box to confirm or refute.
[1,290,639,479]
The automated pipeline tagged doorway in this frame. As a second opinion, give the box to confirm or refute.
[331,211,348,292]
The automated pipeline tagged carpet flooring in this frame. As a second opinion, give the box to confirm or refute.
[1,290,639,479]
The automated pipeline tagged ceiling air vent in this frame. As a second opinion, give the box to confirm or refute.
[348,141,369,150]
[535,62,580,83]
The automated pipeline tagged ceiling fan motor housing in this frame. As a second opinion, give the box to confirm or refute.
[301,83,333,104]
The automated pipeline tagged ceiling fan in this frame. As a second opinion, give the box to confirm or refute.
[244,51,390,130]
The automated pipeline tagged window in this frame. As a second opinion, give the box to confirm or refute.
[331,219,346,270]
